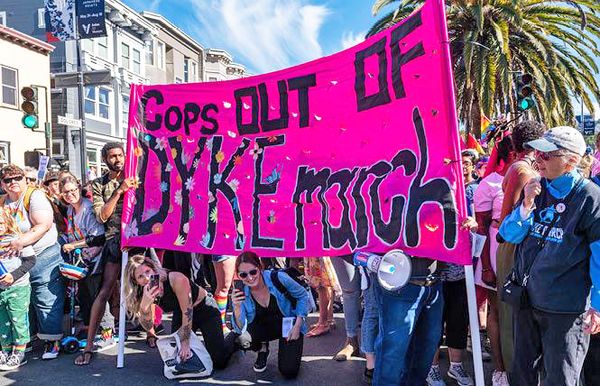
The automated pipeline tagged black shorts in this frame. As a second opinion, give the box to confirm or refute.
[101,236,145,265]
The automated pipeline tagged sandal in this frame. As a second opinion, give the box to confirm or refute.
[306,323,330,338]
[146,335,158,349]
[74,351,94,366]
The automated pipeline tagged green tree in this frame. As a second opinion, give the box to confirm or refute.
[368,0,600,136]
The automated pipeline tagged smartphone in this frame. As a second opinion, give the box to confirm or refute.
[233,279,244,293]
[149,274,160,288]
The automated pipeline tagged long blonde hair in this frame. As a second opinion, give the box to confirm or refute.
[124,254,167,322]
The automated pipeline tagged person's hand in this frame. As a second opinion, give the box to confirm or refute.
[0,273,15,287]
[62,243,75,253]
[178,339,192,361]
[2,238,24,257]
[461,217,478,231]
[287,322,301,341]
[118,177,138,195]
[231,288,246,308]
[523,178,542,210]
[140,283,160,310]
[482,268,497,287]
[583,308,600,335]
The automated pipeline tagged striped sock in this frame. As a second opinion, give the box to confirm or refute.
[215,295,228,331]
[14,344,26,352]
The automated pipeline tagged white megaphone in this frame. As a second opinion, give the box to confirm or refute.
[353,250,412,291]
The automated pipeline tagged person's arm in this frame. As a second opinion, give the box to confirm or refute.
[500,166,536,222]
[0,248,36,286]
[11,191,53,251]
[475,210,495,286]
[171,272,194,360]
[498,178,540,244]
[92,177,136,223]
[577,195,600,334]
[231,287,248,333]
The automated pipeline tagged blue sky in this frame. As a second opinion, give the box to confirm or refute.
[123,0,599,117]
[123,0,383,74]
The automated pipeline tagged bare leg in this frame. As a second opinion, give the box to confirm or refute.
[448,347,463,363]
[487,289,505,372]
[365,352,376,370]
[212,258,235,329]
[307,286,331,337]
[76,262,120,364]
[431,348,440,366]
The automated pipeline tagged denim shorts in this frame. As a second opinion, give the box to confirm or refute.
[212,255,235,263]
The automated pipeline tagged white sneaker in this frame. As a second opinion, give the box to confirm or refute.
[492,370,510,386]
[426,365,447,386]
[448,363,474,386]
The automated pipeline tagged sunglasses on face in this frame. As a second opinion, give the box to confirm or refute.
[238,269,259,279]
[2,175,24,184]
[535,151,563,161]
[26,177,37,183]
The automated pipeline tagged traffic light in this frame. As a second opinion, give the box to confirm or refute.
[516,74,535,111]
[21,86,38,129]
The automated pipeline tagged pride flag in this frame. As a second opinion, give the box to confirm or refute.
[480,114,495,140]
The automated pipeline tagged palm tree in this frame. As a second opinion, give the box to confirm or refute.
[368,0,600,137]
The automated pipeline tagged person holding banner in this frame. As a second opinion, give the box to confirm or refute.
[75,142,136,366]
[473,136,514,386]
[231,251,308,378]
[499,126,600,386]
[124,254,236,370]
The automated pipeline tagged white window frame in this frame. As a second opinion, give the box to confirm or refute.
[1,65,18,108]
[122,95,130,128]
[0,141,10,168]
[98,88,110,120]
[122,43,130,70]
[191,62,197,82]
[84,86,96,115]
[132,48,141,74]
[37,8,45,28]
[184,58,189,82]
[84,86,111,122]
[145,40,154,66]
[157,41,165,70]
[0,12,6,27]
[97,36,108,59]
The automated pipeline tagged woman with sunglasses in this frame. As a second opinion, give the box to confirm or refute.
[124,254,236,370]
[0,164,65,360]
[231,251,308,378]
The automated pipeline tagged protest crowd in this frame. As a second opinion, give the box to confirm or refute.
[0,121,598,386]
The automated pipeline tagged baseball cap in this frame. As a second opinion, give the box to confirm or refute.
[525,126,586,156]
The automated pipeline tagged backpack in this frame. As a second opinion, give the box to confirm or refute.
[270,268,316,312]
[0,186,68,233]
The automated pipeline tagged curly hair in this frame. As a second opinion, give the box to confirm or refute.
[512,120,546,153]
[101,142,124,160]
[0,164,24,180]
[496,135,515,164]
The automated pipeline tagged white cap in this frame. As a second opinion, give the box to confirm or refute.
[526,126,586,156]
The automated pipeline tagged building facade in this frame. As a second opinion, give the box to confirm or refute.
[0,25,53,169]
[1,0,248,179]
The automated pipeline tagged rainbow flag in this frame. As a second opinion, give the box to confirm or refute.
[480,114,494,140]
[466,133,485,155]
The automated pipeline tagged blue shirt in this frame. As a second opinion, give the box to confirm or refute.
[231,270,309,334]
[500,170,600,312]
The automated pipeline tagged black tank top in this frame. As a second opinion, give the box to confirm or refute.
[252,293,283,327]
[157,271,200,313]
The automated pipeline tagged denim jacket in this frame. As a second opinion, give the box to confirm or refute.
[231,270,309,334]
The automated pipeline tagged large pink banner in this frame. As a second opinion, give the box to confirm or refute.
[122,0,471,264]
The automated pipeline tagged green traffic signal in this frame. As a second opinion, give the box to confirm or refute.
[22,114,38,128]
[518,97,535,111]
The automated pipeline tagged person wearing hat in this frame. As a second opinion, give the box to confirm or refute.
[499,126,600,385]
[43,171,61,201]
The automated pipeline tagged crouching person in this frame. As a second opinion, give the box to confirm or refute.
[231,251,308,378]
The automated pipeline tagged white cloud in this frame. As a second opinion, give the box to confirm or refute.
[187,0,330,74]
[341,30,366,50]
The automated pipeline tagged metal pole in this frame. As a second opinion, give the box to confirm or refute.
[465,264,485,386]
[75,22,88,183]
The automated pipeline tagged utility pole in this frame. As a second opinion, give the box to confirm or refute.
[75,16,88,184]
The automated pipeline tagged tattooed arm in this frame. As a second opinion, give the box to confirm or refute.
[171,272,194,360]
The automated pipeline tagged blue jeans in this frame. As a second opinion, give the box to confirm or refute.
[373,281,443,386]
[361,273,379,354]
[331,255,361,337]
[29,243,65,341]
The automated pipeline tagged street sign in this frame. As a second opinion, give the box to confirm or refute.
[58,115,83,128]
[51,70,112,88]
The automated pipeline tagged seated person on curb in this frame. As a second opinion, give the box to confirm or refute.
[124,254,236,370]
[231,251,309,378]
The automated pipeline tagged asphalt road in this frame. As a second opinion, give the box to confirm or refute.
[0,313,492,386]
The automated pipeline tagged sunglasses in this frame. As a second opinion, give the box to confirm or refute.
[26,177,37,183]
[238,269,259,279]
[2,175,24,184]
[535,151,563,161]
